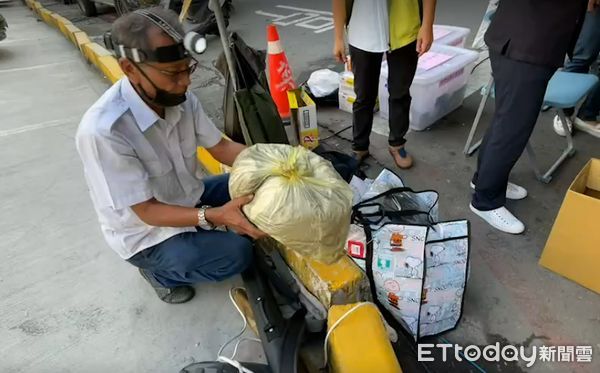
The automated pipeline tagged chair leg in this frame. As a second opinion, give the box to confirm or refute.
[464,75,494,156]
[540,110,576,182]
[525,142,546,183]
[527,110,576,184]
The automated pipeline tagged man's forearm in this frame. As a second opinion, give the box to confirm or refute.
[422,0,437,27]
[208,138,246,167]
[332,0,346,42]
[132,199,199,227]
[220,140,246,167]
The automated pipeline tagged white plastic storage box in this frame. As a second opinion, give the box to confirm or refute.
[433,25,471,48]
[379,44,478,131]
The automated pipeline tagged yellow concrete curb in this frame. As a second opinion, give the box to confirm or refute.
[32,2,43,16]
[51,13,72,35]
[98,55,125,84]
[63,24,83,45]
[73,31,92,52]
[45,11,58,28]
[38,8,54,26]
[82,42,111,66]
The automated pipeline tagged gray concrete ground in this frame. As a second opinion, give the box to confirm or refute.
[1,0,600,372]
[0,3,264,372]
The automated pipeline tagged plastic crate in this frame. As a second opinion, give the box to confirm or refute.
[433,25,471,48]
[379,44,478,131]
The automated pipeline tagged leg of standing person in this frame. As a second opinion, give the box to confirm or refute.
[349,45,384,161]
[386,41,418,169]
[555,11,600,135]
[471,50,556,234]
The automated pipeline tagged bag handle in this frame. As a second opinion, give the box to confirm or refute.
[353,187,417,207]
[353,187,438,226]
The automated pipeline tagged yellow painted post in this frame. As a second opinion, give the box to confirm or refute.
[197,147,225,175]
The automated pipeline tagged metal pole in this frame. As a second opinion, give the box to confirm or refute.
[463,75,493,156]
[209,0,253,145]
[210,0,238,91]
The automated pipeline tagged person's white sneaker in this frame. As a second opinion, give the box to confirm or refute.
[469,204,525,234]
[574,117,600,138]
[470,181,528,200]
[553,115,573,137]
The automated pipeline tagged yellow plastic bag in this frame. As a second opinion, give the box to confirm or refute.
[229,144,353,264]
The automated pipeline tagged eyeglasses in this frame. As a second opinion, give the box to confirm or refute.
[142,59,198,78]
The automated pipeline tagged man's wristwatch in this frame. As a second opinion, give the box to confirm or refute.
[197,206,214,230]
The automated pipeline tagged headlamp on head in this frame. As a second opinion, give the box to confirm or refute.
[104,9,206,64]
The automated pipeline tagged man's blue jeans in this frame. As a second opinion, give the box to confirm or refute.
[564,10,600,121]
[127,174,253,288]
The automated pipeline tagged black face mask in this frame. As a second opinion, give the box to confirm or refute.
[133,63,187,108]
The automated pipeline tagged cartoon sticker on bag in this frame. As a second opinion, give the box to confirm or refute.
[428,245,445,267]
[346,224,367,259]
[395,256,423,279]
[348,240,365,259]
[376,254,394,271]
[387,292,400,309]
[426,240,468,268]
[422,302,461,325]
[384,279,401,292]
[390,232,407,251]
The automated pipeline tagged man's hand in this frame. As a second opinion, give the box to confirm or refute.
[206,195,267,240]
[332,0,348,64]
[333,38,347,64]
[589,0,600,12]
[416,25,433,56]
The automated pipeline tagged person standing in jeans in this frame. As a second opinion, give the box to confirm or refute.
[553,8,600,138]
[469,0,590,234]
[332,0,437,169]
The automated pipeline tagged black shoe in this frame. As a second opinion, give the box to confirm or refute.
[180,361,270,373]
[138,268,195,304]
[352,150,370,163]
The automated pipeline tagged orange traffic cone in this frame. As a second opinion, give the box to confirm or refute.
[267,24,296,119]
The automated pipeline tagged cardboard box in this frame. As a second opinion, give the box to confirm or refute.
[288,88,319,149]
[339,91,379,114]
[340,71,354,86]
[338,91,356,114]
[339,83,356,98]
[339,71,356,95]
[539,159,600,294]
